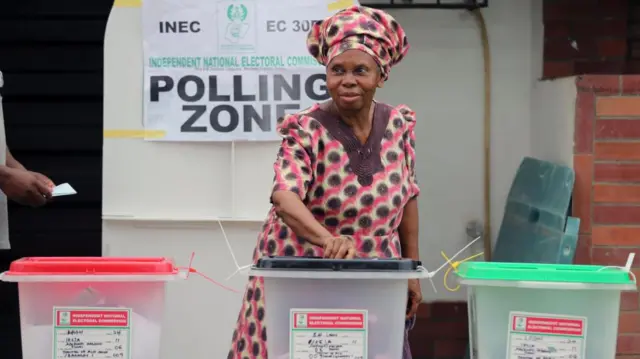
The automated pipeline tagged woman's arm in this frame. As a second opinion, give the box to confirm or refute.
[271,114,332,247]
[398,197,419,260]
[401,197,422,320]
[6,147,26,170]
[272,190,332,247]
[397,104,420,260]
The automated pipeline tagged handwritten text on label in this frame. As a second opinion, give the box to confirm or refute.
[507,312,586,359]
[53,308,132,359]
[290,309,367,359]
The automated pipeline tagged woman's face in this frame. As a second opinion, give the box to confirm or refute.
[326,49,383,112]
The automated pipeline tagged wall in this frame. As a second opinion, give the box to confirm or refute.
[529,78,576,163]
[530,0,577,164]
[571,75,640,356]
[103,1,547,358]
[542,0,629,78]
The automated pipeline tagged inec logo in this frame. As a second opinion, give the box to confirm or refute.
[218,0,256,53]
[59,311,71,325]
[227,4,248,22]
[225,4,248,42]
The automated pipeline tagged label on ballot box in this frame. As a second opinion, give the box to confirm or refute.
[507,311,586,359]
[53,307,132,359]
[290,309,367,359]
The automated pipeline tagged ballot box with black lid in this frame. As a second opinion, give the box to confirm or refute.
[249,256,427,359]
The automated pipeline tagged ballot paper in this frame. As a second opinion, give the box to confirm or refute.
[52,183,77,197]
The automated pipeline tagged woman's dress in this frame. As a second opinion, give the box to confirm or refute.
[228,101,420,359]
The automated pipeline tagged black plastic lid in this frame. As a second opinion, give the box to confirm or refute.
[255,256,421,271]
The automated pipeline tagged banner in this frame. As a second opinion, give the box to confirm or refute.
[142,0,358,142]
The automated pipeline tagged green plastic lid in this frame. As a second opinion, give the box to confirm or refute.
[456,261,635,285]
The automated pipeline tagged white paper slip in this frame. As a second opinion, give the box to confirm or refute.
[52,183,77,197]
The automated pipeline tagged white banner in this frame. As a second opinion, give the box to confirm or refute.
[142,0,358,142]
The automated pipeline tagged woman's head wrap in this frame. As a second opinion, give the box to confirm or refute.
[306,6,409,81]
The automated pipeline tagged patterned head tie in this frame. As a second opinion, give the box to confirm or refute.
[306,5,409,81]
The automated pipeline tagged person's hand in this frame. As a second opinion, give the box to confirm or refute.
[0,168,53,207]
[29,171,55,190]
[323,236,356,259]
[406,278,422,320]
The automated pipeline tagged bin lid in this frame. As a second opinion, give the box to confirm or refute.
[255,256,421,271]
[456,261,635,285]
[5,257,178,276]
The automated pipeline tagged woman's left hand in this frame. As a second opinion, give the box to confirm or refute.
[406,278,422,320]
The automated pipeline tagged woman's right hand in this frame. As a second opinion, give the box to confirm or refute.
[322,236,357,259]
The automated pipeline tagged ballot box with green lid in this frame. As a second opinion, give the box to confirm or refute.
[455,257,637,359]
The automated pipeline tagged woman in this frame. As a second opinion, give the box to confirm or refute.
[228,6,421,359]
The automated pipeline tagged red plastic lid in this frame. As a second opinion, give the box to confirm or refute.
[6,257,178,275]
